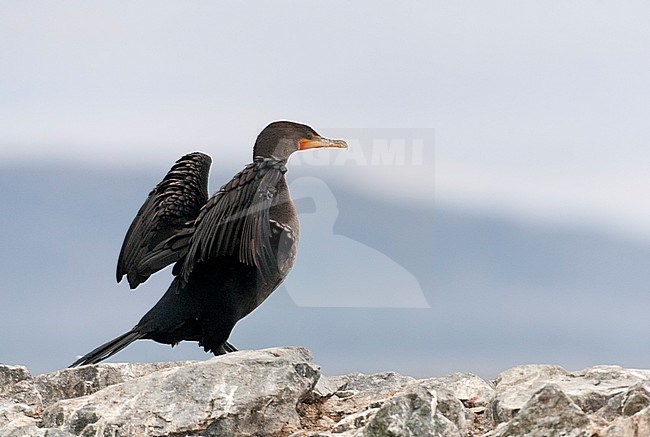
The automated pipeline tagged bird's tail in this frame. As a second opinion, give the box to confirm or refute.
[69,329,145,367]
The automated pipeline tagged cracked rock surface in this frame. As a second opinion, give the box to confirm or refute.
[1,350,649,436]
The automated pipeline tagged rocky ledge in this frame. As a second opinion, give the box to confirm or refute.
[1,347,649,436]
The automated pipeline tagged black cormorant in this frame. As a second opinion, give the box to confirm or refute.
[70,121,347,366]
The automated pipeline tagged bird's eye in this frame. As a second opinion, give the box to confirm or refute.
[305,133,313,140]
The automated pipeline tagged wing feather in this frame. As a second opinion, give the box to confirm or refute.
[116,152,211,288]
[178,157,287,285]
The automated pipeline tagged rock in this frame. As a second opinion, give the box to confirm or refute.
[420,372,495,435]
[600,405,650,437]
[331,406,380,433]
[0,422,75,437]
[41,347,318,436]
[295,374,464,436]
[489,364,570,423]
[423,372,495,408]
[292,371,416,436]
[492,384,593,437]
[0,364,42,428]
[294,384,460,437]
[2,352,650,436]
[33,361,193,408]
[489,364,650,425]
[362,385,458,437]
[338,372,417,408]
[418,384,469,435]
[306,374,349,402]
[595,383,650,422]
[568,366,650,413]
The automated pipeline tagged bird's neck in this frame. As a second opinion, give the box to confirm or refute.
[272,176,291,207]
[253,154,288,165]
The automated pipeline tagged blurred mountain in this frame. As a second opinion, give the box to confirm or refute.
[0,165,648,377]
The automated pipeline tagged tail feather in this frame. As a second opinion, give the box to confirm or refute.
[70,330,145,367]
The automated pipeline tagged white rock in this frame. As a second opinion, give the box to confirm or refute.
[40,347,318,436]
[33,361,194,408]
[492,384,593,437]
[600,405,650,437]
[2,352,650,436]
[0,364,42,428]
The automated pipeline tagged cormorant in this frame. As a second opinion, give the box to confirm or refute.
[70,121,347,367]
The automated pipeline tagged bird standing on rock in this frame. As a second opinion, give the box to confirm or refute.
[70,121,347,367]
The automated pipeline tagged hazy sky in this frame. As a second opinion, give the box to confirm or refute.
[2,1,650,241]
[2,3,650,377]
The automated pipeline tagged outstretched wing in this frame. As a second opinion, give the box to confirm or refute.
[176,157,287,286]
[116,152,211,289]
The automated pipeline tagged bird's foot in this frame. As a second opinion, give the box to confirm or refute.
[213,341,238,355]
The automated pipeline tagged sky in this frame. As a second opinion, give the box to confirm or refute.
[2,1,650,241]
[2,167,647,377]
[1,2,649,376]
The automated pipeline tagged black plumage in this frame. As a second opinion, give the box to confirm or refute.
[70,121,347,366]
[116,152,211,288]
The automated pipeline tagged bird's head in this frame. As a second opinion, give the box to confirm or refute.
[253,121,348,162]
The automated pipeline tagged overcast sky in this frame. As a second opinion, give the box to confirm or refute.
[2,1,650,241]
